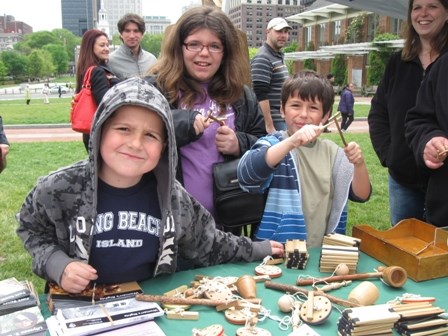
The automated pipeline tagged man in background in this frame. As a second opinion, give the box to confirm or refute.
[108,13,156,79]
[251,17,291,133]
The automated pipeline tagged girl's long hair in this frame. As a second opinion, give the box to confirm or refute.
[148,6,247,109]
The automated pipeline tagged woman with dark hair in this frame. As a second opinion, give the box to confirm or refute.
[76,29,119,151]
[368,0,448,225]
[146,6,265,234]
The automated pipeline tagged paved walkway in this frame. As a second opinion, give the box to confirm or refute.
[5,125,81,143]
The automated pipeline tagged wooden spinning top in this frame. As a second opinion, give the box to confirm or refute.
[299,291,332,325]
[204,282,234,302]
[224,307,257,325]
[236,275,257,299]
[255,265,282,278]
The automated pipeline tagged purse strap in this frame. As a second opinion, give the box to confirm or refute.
[82,66,96,88]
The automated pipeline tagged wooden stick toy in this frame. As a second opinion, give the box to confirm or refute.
[135,293,261,307]
[318,111,341,132]
[333,116,348,147]
[205,110,226,126]
[296,265,407,288]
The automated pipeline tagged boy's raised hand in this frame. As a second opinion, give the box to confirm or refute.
[344,141,365,166]
[289,124,323,148]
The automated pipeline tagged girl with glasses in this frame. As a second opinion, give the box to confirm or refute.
[146,6,266,236]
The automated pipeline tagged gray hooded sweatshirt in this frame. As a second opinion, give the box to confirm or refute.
[17,78,271,286]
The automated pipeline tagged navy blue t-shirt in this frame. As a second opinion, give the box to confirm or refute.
[89,173,161,284]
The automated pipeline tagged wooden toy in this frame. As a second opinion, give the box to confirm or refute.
[296,265,407,288]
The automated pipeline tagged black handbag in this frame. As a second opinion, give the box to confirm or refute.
[212,158,265,228]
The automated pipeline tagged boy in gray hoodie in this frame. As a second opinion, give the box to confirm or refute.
[17,78,283,294]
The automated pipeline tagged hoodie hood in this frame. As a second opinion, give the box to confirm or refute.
[89,77,177,212]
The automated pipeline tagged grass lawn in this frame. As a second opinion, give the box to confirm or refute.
[0,98,371,126]
[0,98,72,124]
[0,141,87,293]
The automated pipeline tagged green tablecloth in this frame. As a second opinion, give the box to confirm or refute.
[40,248,447,335]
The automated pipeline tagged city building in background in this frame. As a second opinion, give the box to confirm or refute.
[0,14,32,52]
[61,0,100,36]
[225,0,301,48]
[103,0,142,37]
[143,16,171,35]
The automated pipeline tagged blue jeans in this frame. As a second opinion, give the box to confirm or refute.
[388,174,426,225]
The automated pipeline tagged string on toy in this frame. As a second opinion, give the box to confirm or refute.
[264,309,294,331]
[297,274,331,288]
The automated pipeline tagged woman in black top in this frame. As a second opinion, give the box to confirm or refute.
[75,29,120,151]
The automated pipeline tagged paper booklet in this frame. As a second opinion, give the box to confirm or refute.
[46,297,164,336]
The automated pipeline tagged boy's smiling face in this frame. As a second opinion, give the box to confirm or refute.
[281,92,328,135]
[99,105,166,188]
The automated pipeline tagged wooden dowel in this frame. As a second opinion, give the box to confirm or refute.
[205,110,226,125]
[306,290,314,321]
[264,281,359,308]
[327,111,341,122]
[334,117,348,147]
[297,266,407,289]
[297,272,381,286]
[318,113,342,131]
[135,293,261,307]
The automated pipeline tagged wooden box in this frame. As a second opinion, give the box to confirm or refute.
[352,218,448,282]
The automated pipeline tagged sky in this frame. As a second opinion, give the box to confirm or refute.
[2,0,200,32]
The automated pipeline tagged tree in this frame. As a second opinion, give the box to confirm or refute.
[283,41,298,74]
[367,33,400,85]
[111,33,121,47]
[51,28,81,61]
[248,47,258,60]
[20,31,60,50]
[0,60,8,83]
[39,49,56,78]
[1,51,28,80]
[141,34,163,58]
[27,50,44,79]
[303,42,316,71]
[43,44,69,74]
[331,54,347,86]
[345,15,366,43]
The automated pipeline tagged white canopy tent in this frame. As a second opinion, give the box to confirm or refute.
[284,40,404,61]
[327,0,408,20]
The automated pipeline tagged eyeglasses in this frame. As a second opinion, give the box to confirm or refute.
[183,41,224,53]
